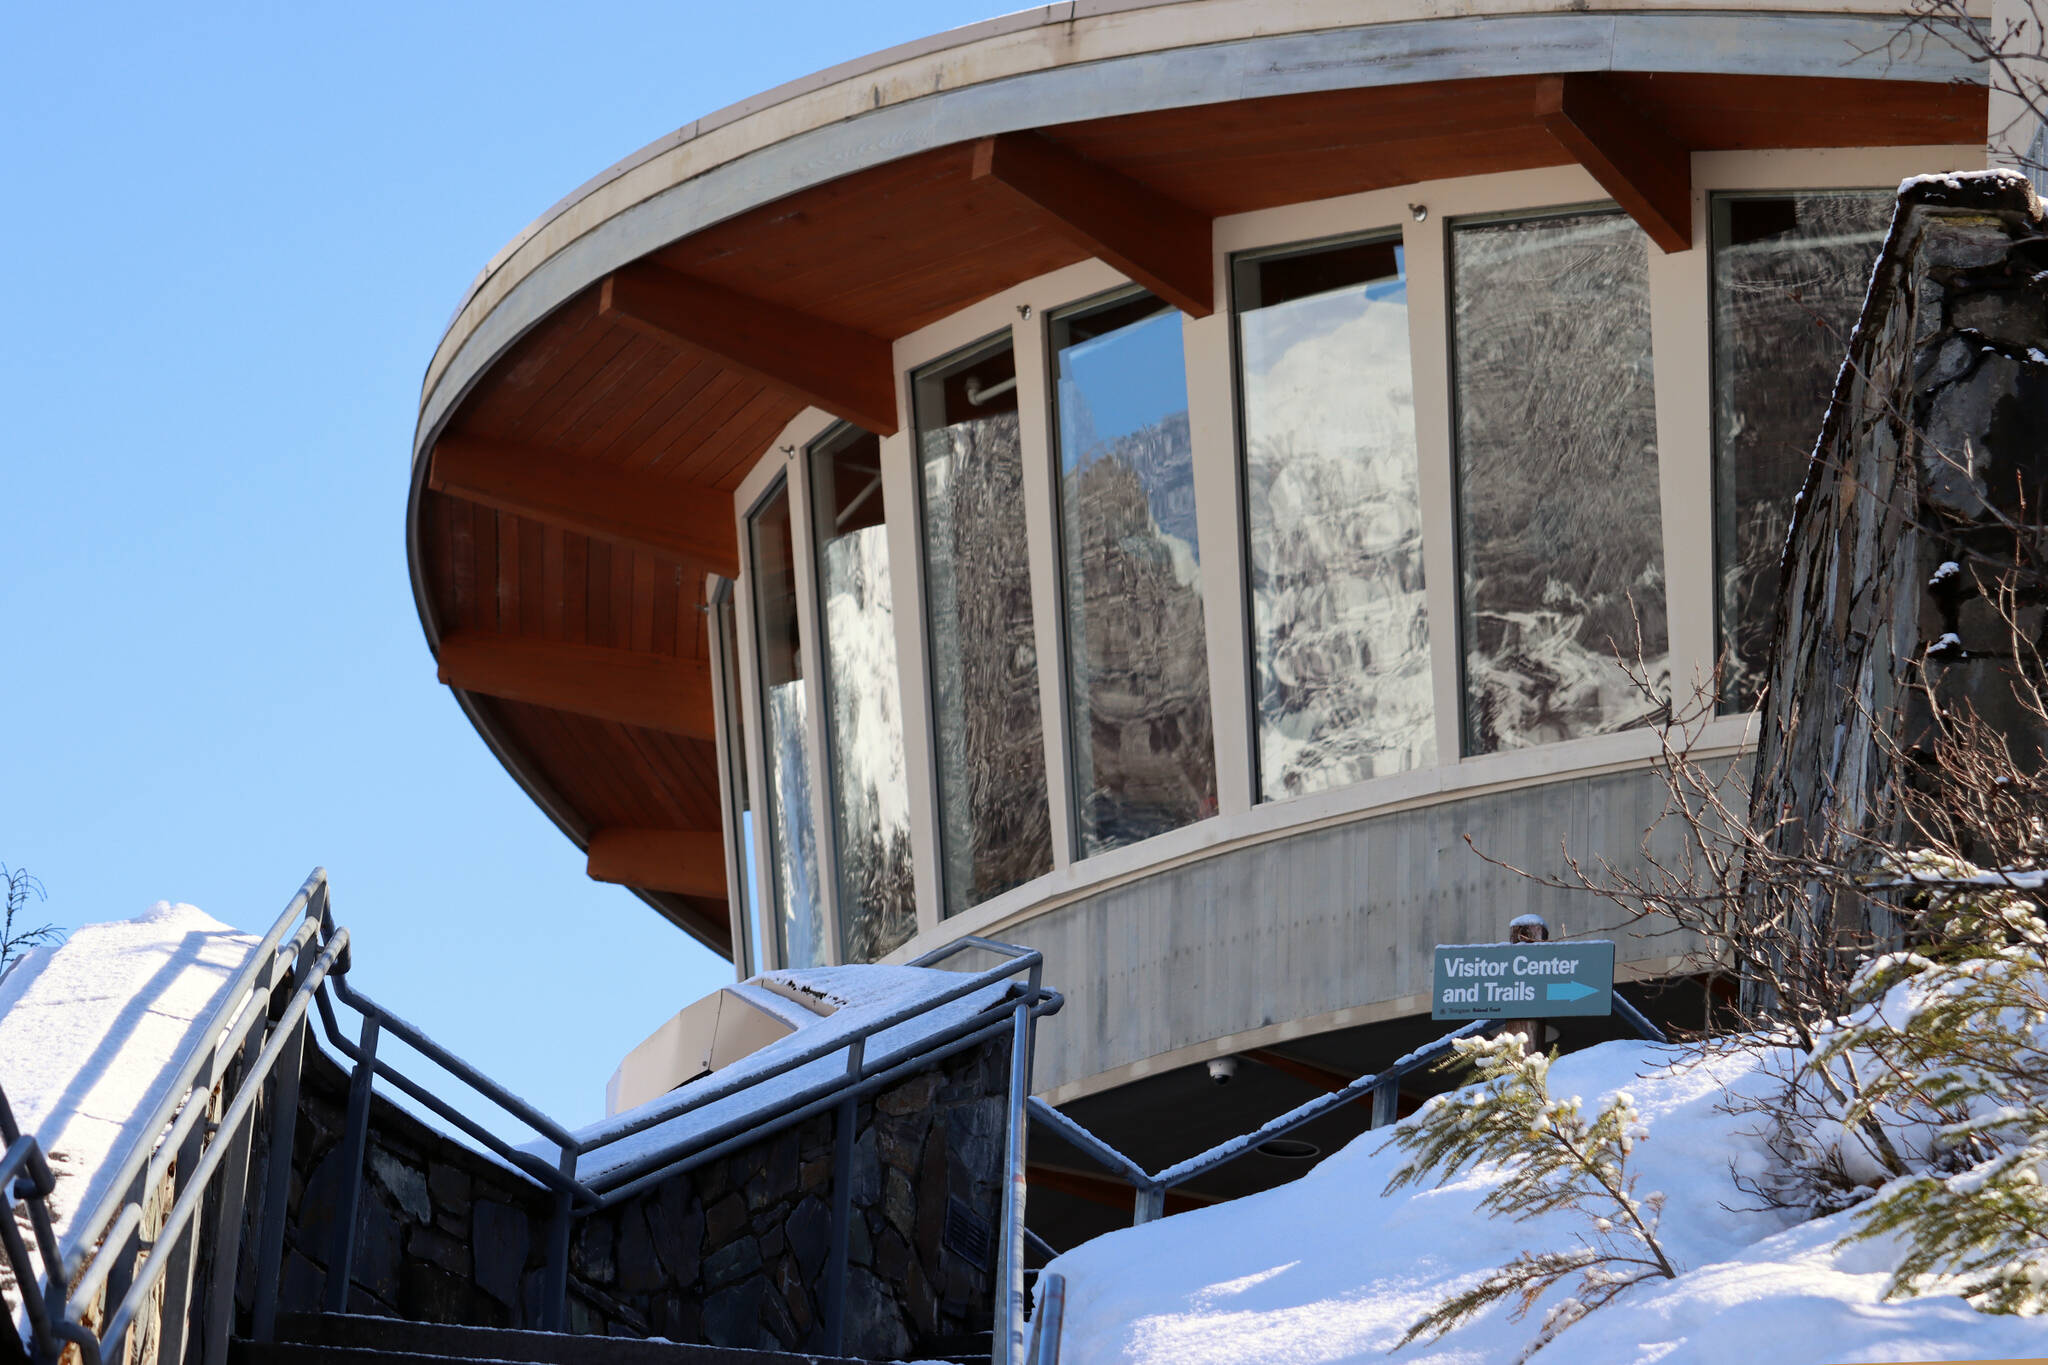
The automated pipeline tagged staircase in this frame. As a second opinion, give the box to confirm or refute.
[232,1314,867,1365]
[0,870,1060,1365]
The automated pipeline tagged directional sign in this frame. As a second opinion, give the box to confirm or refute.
[1431,941,1616,1020]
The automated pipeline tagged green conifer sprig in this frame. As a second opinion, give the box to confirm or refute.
[1379,1033,1679,1360]
[1807,858,2048,1312]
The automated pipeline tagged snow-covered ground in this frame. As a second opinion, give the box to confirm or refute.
[0,902,261,1257]
[1045,1040,2047,1364]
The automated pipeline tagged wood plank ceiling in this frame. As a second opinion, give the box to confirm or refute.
[414,70,1985,955]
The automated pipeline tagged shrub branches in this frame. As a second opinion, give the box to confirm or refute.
[1380,1034,1678,1361]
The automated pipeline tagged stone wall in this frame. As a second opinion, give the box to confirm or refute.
[1756,170,2048,916]
[255,1032,1009,1360]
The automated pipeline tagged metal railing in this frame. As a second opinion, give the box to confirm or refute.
[2,868,1061,1365]
[1028,991,1667,1227]
[1017,985,1670,1360]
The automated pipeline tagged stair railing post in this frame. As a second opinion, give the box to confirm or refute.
[197,1025,264,1365]
[323,1013,380,1313]
[994,999,1032,1365]
[250,936,319,1341]
[1131,1183,1164,1226]
[1370,1077,1399,1130]
[541,1147,576,1332]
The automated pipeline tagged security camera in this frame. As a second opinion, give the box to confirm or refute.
[1207,1057,1238,1086]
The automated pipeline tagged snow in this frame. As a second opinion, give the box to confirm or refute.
[1044,1040,2048,1364]
[0,902,262,1258]
[1929,560,1961,587]
[553,963,1017,1185]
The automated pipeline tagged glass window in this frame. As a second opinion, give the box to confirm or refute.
[1235,234,1434,800]
[809,426,916,962]
[748,479,825,967]
[1712,190,1891,711]
[1049,292,1216,854]
[914,337,1054,914]
[1451,207,1669,754]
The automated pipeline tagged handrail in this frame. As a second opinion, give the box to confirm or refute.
[3,867,1059,1365]
[1027,992,1669,1226]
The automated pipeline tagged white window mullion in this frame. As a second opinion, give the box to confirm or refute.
[1183,293,1255,818]
[879,410,947,941]
[1648,172,1716,708]
[784,444,844,966]
[1403,209,1465,765]
[1013,309,1079,871]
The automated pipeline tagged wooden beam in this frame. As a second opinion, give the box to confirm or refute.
[1535,75,1692,253]
[430,434,739,579]
[587,828,728,899]
[437,631,714,739]
[1025,1163,1218,1217]
[970,132,1214,317]
[599,264,899,435]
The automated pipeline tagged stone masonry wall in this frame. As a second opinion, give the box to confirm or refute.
[1757,170,2048,918]
[255,1032,1009,1360]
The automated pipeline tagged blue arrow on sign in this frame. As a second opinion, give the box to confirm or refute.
[1546,981,1597,1003]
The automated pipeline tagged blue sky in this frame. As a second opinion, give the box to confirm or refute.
[2,1,1008,1135]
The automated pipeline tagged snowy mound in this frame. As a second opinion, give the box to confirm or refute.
[0,902,261,1255]
[1046,1040,2047,1364]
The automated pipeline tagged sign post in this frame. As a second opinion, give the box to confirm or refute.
[1430,940,1616,1023]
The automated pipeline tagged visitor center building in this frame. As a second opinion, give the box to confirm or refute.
[406,0,1988,1239]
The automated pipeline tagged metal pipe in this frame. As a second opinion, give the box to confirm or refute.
[1031,1272,1066,1365]
[323,1011,381,1313]
[60,904,321,1275]
[1612,990,1669,1044]
[100,935,346,1364]
[582,954,1039,1151]
[250,935,318,1342]
[588,994,1062,1210]
[994,1000,1032,1365]
[1150,1020,1491,1190]
[326,979,577,1149]
[585,989,1055,1196]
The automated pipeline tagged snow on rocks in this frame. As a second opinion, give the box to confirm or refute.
[0,902,261,1256]
[1044,1039,2048,1364]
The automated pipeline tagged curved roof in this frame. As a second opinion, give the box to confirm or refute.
[406,0,1985,953]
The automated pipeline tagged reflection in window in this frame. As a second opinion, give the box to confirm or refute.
[1713,190,1891,711]
[915,337,1053,914]
[1236,235,1433,799]
[1050,292,1216,854]
[749,480,824,967]
[810,426,916,961]
[1451,208,1668,754]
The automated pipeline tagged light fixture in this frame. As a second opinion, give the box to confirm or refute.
[1409,203,1429,222]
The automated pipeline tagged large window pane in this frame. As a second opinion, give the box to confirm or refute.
[749,479,824,967]
[1236,235,1433,799]
[810,426,916,961]
[915,337,1053,914]
[1050,292,1216,854]
[1451,207,1668,754]
[1713,190,1891,711]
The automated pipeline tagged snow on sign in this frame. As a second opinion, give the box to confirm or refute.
[1431,941,1616,1020]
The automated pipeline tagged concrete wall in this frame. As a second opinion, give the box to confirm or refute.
[261,1034,1008,1360]
[995,765,1705,1099]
